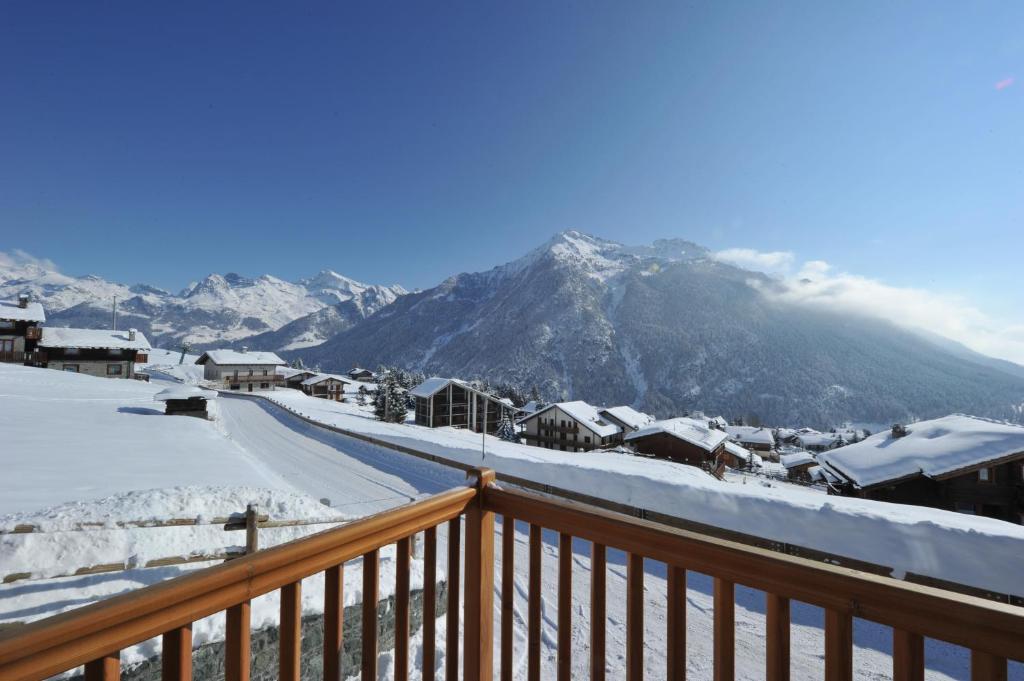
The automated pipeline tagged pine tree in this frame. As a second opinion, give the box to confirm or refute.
[496,412,518,443]
[357,385,368,406]
[374,373,405,423]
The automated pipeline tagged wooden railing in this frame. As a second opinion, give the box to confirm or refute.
[1,469,1022,681]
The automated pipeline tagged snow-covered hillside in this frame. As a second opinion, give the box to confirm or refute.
[0,258,405,351]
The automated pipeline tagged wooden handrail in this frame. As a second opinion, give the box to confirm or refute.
[0,485,475,681]
[482,484,1024,662]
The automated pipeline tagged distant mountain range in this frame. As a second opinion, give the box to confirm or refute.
[5,232,1024,427]
[0,259,405,351]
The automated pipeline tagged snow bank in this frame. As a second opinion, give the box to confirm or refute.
[262,390,1024,596]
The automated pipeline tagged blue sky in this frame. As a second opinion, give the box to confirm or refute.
[1,3,1023,355]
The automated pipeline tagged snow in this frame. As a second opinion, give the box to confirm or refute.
[724,441,762,467]
[39,327,150,350]
[195,349,285,366]
[798,431,841,449]
[527,401,621,438]
[300,373,352,387]
[409,376,457,398]
[259,390,1024,596]
[626,416,730,453]
[780,451,816,469]
[0,364,287,515]
[153,385,217,401]
[600,405,653,431]
[818,414,1024,489]
[724,425,776,447]
[0,299,45,322]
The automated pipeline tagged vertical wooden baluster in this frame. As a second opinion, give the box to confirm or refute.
[971,650,1008,681]
[501,516,515,681]
[225,601,251,681]
[667,566,686,681]
[557,533,572,681]
[590,542,606,681]
[765,594,789,681]
[423,527,438,681]
[323,564,344,681]
[528,524,542,681]
[626,553,644,681]
[892,629,923,681]
[464,469,495,681]
[162,625,191,681]
[446,517,462,681]
[280,581,302,681]
[85,653,120,681]
[824,609,852,681]
[713,578,734,681]
[362,549,379,681]
[395,537,411,681]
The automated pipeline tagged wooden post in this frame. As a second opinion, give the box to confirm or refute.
[395,537,411,681]
[161,626,191,681]
[464,468,496,681]
[713,578,734,681]
[323,565,344,681]
[446,518,462,681]
[824,609,852,681]
[501,516,515,681]
[528,524,542,681]
[557,532,572,681]
[667,566,686,681]
[84,653,120,681]
[361,550,379,681]
[225,602,251,681]
[280,581,302,681]
[423,527,438,681]
[971,651,1007,681]
[892,629,923,681]
[245,504,259,554]
[590,542,606,681]
[765,594,790,681]
[627,553,644,681]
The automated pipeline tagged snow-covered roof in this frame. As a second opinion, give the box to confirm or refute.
[780,451,816,469]
[0,300,45,323]
[797,431,839,448]
[277,366,316,379]
[817,414,1024,489]
[526,401,621,438]
[724,425,776,446]
[724,440,762,467]
[301,373,353,387]
[349,367,374,375]
[195,350,285,366]
[626,417,729,453]
[154,386,218,401]
[600,406,654,431]
[40,327,151,351]
[520,400,543,414]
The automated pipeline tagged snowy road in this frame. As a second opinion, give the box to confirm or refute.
[215,395,465,515]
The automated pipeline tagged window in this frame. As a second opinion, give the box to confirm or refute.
[248,368,254,376]
[230,383,240,390]
[260,382,269,389]
[0,339,13,352]
[584,436,591,444]
[561,420,566,428]
[106,364,122,376]
[263,369,268,376]
[978,468,993,482]
[65,348,80,355]
[63,364,79,372]
[0,320,13,329]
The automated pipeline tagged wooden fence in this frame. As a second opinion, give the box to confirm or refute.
[0,469,1021,681]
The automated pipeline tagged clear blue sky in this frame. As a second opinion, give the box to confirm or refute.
[1,2,1021,313]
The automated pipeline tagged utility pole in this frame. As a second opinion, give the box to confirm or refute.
[112,296,118,331]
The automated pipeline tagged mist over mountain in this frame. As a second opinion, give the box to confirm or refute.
[294,231,1024,427]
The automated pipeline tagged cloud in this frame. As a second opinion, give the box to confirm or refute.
[756,260,1024,365]
[712,248,795,274]
[0,249,58,272]
[995,77,1014,91]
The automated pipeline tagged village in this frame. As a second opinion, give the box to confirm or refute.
[4,291,1024,528]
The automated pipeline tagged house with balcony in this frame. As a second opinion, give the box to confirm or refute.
[348,367,376,382]
[818,415,1024,524]
[624,416,730,467]
[598,405,654,434]
[723,425,777,452]
[195,348,285,391]
[410,377,516,434]
[38,327,150,378]
[302,373,354,401]
[0,293,45,364]
[518,401,622,452]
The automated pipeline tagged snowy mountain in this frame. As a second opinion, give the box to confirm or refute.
[295,231,1024,427]
[0,259,405,351]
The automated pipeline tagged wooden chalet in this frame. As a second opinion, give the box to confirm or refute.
[780,451,818,482]
[518,401,622,452]
[410,377,515,434]
[819,415,1024,524]
[38,327,150,378]
[598,406,654,434]
[302,373,354,401]
[625,417,730,467]
[195,348,285,392]
[724,425,777,452]
[348,367,376,382]
[0,294,45,364]
[277,366,318,390]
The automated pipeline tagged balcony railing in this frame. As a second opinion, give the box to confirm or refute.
[223,374,284,383]
[0,468,1020,681]
[0,350,44,364]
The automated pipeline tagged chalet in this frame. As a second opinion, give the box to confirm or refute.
[154,385,217,419]
[410,377,516,434]
[780,451,817,482]
[277,366,318,390]
[519,401,622,452]
[302,373,354,401]
[797,431,842,452]
[348,367,376,382]
[724,425,776,452]
[195,348,285,392]
[0,294,45,364]
[38,327,150,378]
[598,406,654,434]
[625,417,729,467]
[723,441,762,470]
[818,415,1024,524]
